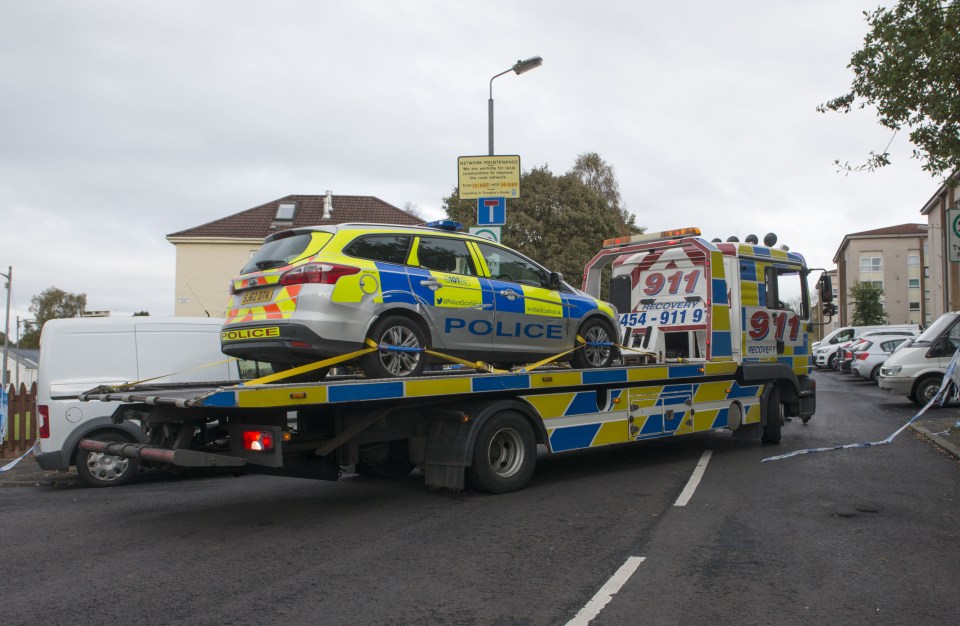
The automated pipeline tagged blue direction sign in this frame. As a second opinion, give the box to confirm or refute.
[477,197,506,225]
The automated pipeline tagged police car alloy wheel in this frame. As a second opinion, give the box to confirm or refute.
[572,318,616,369]
[360,315,428,378]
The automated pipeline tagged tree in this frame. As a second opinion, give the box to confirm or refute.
[443,159,640,287]
[402,201,425,220]
[819,1,960,179]
[849,280,888,325]
[18,287,87,348]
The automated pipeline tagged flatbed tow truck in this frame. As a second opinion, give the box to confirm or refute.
[79,227,834,493]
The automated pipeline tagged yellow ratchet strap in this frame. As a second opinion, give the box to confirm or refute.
[242,339,380,386]
[424,349,507,374]
[514,336,588,373]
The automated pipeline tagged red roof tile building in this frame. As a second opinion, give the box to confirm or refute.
[167,193,421,317]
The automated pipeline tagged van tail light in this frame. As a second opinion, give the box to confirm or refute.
[855,352,869,360]
[38,405,50,439]
[279,263,360,286]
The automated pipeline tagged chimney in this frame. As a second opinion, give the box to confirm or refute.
[323,190,333,219]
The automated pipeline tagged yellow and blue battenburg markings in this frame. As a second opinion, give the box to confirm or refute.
[197,360,762,454]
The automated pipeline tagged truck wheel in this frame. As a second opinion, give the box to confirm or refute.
[572,318,616,369]
[761,385,782,445]
[467,411,537,493]
[76,432,139,488]
[912,376,943,407]
[360,315,428,378]
[356,441,415,479]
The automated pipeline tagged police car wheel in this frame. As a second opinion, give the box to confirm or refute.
[76,432,139,488]
[467,411,536,493]
[572,318,616,369]
[360,316,428,378]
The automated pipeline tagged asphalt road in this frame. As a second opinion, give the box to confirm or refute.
[1,370,958,625]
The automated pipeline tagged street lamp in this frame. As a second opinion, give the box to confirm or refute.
[1,266,10,388]
[488,56,543,156]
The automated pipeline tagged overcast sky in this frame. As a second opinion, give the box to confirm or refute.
[0,0,943,331]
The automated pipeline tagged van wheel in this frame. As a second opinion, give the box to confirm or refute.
[828,353,839,370]
[360,315,428,378]
[76,432,139,488]
[761,385,782,445]
[572,318,617,369]
[467,411,537,493]
[913,376,943,407]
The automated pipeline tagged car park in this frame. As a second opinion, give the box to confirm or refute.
[819,326,920,370]
[849,335,912,382]
[221,220,620,379]
[879,312,960,406]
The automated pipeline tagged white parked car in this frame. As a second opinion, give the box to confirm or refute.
[850,335,913,382]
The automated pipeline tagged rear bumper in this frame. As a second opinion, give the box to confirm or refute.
[221,321,360,365]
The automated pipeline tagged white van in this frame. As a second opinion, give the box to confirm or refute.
[813,324,920,369]
[34,317,244,487]
[878,312,960,406]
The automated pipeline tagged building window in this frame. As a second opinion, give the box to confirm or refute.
[860,257,883,272]
[907,254,920,266]
[862,280,883,289]
[275,202,297,221]
[909,301,921,311]
[908,278,920,288]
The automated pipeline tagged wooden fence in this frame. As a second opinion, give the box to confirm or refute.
[2,382,38,458]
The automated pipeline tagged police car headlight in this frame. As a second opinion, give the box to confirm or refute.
[883,366,901,376]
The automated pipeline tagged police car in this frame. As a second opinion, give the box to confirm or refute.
[221,221,620,378]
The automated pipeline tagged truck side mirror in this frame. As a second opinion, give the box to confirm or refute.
[818,274,833,303]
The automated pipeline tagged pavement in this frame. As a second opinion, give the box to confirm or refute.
[3,414,959,488]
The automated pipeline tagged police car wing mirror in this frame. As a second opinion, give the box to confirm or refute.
[549,272,563,290]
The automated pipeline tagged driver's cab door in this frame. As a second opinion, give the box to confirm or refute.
[471,241,568,354]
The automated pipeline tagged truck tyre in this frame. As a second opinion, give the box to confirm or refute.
[76,432,139,488]
[572,318,617,369]
[761,385,782,445]
[360,315,428,378]
[912,376,943,407]
[356,441,415,479]
[467,411,536,493]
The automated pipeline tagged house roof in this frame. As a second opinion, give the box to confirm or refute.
[832,223,927,264]
[167,194,422,240]
[7,348,39,369]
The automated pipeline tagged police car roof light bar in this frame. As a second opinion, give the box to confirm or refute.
[426,220,465,232]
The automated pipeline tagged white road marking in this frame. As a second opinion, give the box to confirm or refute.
[566,556,646,626]
[674,449,713,507]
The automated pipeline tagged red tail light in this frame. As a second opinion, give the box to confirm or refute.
[855,352,869,360]
[279,263,360,286]
[38,405,50,439]
[242,430,274,452]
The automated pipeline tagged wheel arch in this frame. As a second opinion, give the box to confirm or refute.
[367,308,434,346]
[64,417,145,466]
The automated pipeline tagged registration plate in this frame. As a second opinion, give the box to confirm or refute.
[241,288,274,305]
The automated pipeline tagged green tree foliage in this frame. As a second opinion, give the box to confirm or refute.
[18,287,87,348]
[443,154,640,287]
[849,280,888,325]
[819,0,960,178]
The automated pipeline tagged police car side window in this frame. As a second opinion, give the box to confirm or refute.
[417,237,476,276]
[343,235,411,265]
[477,243,549,288]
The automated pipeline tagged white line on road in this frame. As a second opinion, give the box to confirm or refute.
[674,449,713,507]
[566,556,646,626]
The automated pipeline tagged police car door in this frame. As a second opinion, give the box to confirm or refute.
[407,235,493,353]
[474,242,568,354]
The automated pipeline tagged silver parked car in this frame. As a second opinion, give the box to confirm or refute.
[850,335,913,383]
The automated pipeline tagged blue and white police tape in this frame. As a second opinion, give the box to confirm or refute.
[0,442,37,473]
[762,347,960,463]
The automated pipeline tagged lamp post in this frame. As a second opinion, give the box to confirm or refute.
[488,56,543,156]
[1,266,10,388]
